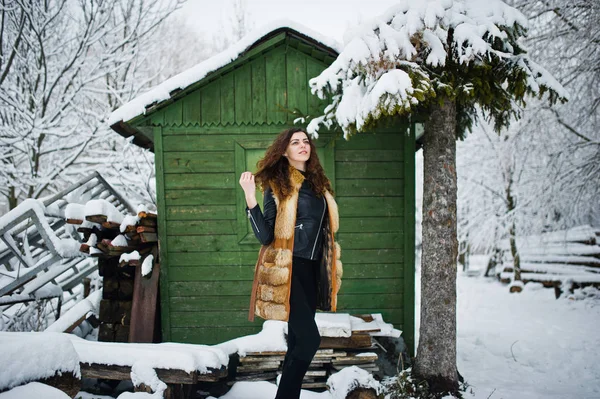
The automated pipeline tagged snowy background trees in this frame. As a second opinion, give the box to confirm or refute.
[0,0,254,214]
[457,0,600,258]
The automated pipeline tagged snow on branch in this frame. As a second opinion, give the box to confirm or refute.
[308,0,569,138]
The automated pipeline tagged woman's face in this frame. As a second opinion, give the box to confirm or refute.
[284,131,311,164]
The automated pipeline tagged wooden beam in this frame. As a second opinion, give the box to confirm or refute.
[129,246,160,343]
[80,363,227,384]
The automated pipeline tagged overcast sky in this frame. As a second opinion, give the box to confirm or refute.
[175,0,400,42]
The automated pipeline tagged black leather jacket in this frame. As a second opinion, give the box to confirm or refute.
[247,179,327,260]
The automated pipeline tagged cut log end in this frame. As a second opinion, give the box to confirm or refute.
[509,285,523,293]
[346,387,378,399]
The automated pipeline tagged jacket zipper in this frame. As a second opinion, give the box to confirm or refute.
[295,224,303,229]
[247,210,260,233]
[310,197,327,260]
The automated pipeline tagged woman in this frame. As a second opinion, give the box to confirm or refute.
[239,127,342,399]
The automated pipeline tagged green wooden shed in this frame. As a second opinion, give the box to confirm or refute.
[110,25,416,353]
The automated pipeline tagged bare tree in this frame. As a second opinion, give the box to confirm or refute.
[457,0,599,279]
[517,0,600,227]
[0,0,182,212]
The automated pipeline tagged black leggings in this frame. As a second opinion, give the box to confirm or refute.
[287,256,321,363]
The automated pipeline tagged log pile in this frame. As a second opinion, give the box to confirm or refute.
[66,208,159,343]
[497,225,600,297]
[234,315,381,390]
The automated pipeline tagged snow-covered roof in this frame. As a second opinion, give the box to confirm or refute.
[109,19,342,127]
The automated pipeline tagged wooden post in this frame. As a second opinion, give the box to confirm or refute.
[129,245,160,343]
[83,278,91,298]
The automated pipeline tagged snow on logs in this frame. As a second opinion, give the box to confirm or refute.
[497,225,600,296]
[65,201,159,343]
[232,314,401,390]
[0,332,81,397]
[65,200,157,264]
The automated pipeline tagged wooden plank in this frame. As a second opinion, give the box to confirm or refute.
[159,264,404,281]
[335,179,404,197]
[166,235,241,252]
[337,197,404,217]
[338,293,403,308]
[337,278,404,294]
[164,101,183,125]
[220,73,235,125]
[235,64,252,124]
[342,249,404,264]
[166,220,237,235]
[161,125,290,135]
[201,80,220,125]
[320,334,372,349]
[332,355,379,365]
[240,355,285,362]
[170,295,250,311]
[163,152,234,174]
[166,205,236,221]
[169,281,252,297]
[169,278,402,297]
[265,46,287,124]
[151,109,164,126]
[162,135,234,152]
[237,362,280,371]
[170,326,261,344]
[335,133,403,150]
[153,126,171,340]
[140,232,158,243]
[342,264,405,279]
[80,363,227,383]
[403,122,416,356]
[182,90,201,125]
[80,363,137,381]
[167,251,257,266]
[165,189,235,206]
[164,173,235,190]
[339,217,403,233]
[129,247,160,343]
[336,232,404,249]
[306,57,326,116]
[171,311,251,327]
[235,142,249,242]
[251,57,267,124]
[338,309,404,326]
[302,382,328,389]
[234,372,278,381]
[286,48,308,120]
[169,265,253,282]
[336,161,403,179]
[335,149,403,162]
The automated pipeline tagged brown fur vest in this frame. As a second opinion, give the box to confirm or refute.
[248,167,342,322]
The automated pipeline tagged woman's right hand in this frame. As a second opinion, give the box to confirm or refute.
[239,172,258,209]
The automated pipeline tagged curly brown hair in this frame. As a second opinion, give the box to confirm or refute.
[255,127,333,199]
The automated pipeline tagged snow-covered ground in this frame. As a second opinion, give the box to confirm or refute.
[208,261,600,399]
[4,256,600,399]
[456,256,600,399]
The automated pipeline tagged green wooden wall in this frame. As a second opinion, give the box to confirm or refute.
[143,35,415,352]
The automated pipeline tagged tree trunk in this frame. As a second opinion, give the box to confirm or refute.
[8,185,18,210]
[506,186,521,281]
[413,97,459,395]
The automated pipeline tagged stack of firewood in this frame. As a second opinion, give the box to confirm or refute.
[234,316,381,390]
[496,225,600,296]
[69,210,157,260]
[66,206,158,342]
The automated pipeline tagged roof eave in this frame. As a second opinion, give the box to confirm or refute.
[110,120,154,152]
